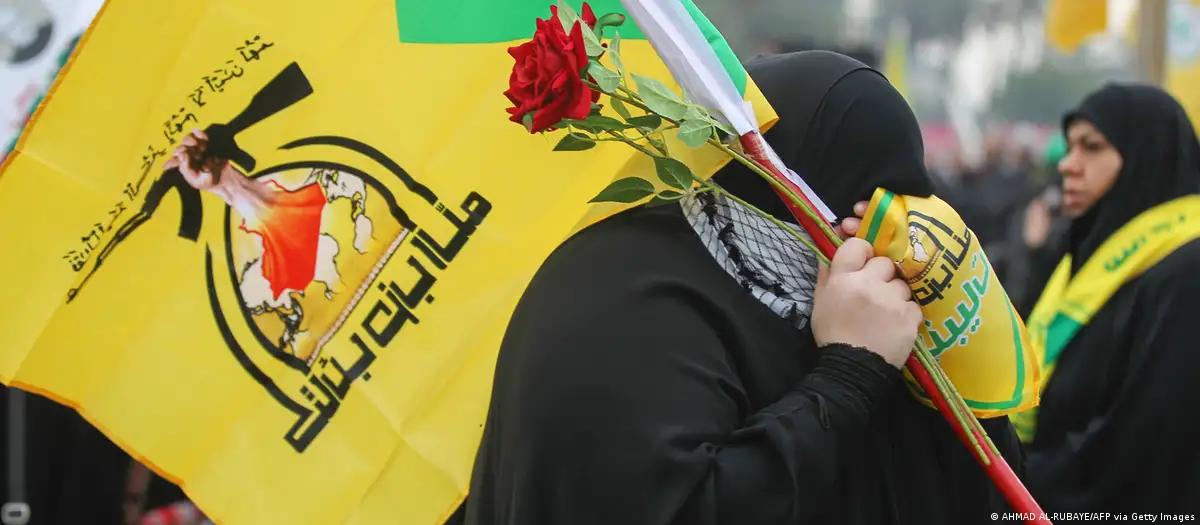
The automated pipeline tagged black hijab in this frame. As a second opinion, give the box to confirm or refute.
[461,49,1023,525]
[713,51,935,221]
[1063,84,1200,272]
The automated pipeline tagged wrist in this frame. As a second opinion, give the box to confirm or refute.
[808,344,901,413]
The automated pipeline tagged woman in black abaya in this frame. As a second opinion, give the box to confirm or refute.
[1018,85,1200,513]
[461,51,1021,525]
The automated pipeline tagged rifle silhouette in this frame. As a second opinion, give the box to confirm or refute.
[68,62,314,302]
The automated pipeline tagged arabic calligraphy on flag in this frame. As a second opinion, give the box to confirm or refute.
[857,189,1040,418]
[0,1,776,524]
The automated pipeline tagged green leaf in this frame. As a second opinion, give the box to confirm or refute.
[685,105,735,137]
[566,115,626,133]
[587,61,621,93]
[521,113,534,133]
[594,13,626,35]
[654,156,694,191]
[581,27,605,56]
[632,74,688,121]
[554,132,596,151]
[555,0,582,33]
[556,0,605,57]
[626,114,662,130]
[610,32,625,77]
[676,119,714,149]
[711,117,736,137]
[589,177,656,203]
[609,97,633,121]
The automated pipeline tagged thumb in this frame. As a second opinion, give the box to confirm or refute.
[830,237,873,275]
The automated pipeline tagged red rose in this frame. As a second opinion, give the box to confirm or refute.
[504,4,602,134]
[578,3,598,27]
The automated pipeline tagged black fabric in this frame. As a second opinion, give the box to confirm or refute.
[0,388,128,525]
[144,475,188,512]
[461,51,1020,525]
[1026,84,1200,514]
[713,52,935,222]
[1061,84,1200,273]
[1014,220,1070,320]
[1026,239,1200,514]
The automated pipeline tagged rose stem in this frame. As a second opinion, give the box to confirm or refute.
[581,38,1044,524]
[601,130,825,259]
[724,133,1045,522]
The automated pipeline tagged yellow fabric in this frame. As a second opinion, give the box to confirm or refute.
[856,188,1040,418]
[1011,195,1200,443]
[0,1,776,524]
[1045,0,1108,53]
[1168,0,1200,126]
[1122,0,1200,125]
[883,21,908,101]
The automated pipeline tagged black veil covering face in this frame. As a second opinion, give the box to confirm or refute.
[1025,84,1200,514]
[1061,84,1200,272]
[713,51,935,222]
[459,51,1018,525]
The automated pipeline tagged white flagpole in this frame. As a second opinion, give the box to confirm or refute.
[619,0,837,222]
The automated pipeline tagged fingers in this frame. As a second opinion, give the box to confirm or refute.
[836,201,870,239]
[816,262,829,289]
[903,301,924,330]
[830,237,873,276]
[177,148,197,169]
[861,256,897,282]
[838,217,860,239]
[888,278,914,302]
[180,128,207,148]
[175,150,205,186]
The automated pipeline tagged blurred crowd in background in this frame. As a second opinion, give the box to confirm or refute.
[691,0,1196,319]
[2,0,1197,523]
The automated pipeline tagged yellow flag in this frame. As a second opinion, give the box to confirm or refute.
[883,19,909,100]
[857,189,1041,418]
[1123,0,1200,124]
[1168,0,1200,124]
[0,1,775,523]
[1045,0,1108,53]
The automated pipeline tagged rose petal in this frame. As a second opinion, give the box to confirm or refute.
[505,4,603,134]
[539,47,564,76]
[567,22,588,71]
[532,92,572,132]
[567,93,591,121]
[581,3,598,28]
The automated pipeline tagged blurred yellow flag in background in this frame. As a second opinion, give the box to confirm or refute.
[1167,0,1200,124]
[1050,0,1200,125]
[1045,0,1108,53]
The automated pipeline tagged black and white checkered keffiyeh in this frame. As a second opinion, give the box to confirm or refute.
[680,191,821,330]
